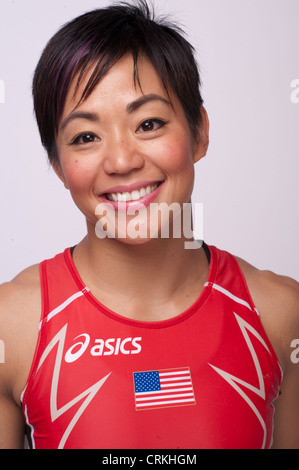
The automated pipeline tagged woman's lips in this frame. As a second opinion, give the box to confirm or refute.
[99,181,164,211]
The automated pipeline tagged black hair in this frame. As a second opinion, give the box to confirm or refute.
[32,0,203,163]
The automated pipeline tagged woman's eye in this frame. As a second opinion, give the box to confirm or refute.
[137,119,166,133]
[71,132,100,145]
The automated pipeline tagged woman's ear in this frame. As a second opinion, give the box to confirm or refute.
[193,107,210,163]
[51,159,70,189]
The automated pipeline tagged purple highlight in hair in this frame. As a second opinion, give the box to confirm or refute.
[55,41,93,132]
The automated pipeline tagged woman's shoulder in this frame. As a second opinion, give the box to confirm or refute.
[235,255,299,308]
[235,255,299,370]
[0,264,41,363]
[0,263,42,404]
[0,263,41,307]
[0,262,41,338]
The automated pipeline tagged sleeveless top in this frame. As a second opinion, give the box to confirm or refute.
[21,244,282,449]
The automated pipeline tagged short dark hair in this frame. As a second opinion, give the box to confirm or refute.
[32,0,204,164]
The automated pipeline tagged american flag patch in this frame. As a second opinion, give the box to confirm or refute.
[133,367,196,411]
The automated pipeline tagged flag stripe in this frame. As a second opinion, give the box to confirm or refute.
[136,386,193,396]
[160,381,192,388]
[136,398,195,408]
[136,392,194,402]
[160,376,190,382]
[159,369,190,376]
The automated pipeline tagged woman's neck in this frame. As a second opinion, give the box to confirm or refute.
[72,230,209,321]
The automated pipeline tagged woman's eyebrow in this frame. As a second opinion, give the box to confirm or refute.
[127,94,172,113]
[59,94,171,131]
[60,111,99,131]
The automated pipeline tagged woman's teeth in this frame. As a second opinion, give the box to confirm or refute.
[106,183,159,202]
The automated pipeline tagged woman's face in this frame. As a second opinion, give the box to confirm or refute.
[55,54,209,243]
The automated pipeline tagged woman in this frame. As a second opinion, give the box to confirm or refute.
[0,1,298,449]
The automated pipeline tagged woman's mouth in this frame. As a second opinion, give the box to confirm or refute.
[105,182,160,203]
[99,181,163,211]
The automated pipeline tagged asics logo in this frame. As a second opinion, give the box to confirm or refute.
[65,334,142,363]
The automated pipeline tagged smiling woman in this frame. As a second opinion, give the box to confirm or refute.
[0,0,299,451]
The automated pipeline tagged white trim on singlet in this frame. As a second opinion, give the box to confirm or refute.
[23,402,35,449]
[204,282,253,311]
[39,287,90,330]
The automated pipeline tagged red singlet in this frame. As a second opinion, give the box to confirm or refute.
[21,244,282,449]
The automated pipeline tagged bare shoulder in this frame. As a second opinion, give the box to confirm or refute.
[0,264,41,331]
[1,262,40,289]
[0,264,41,403]
[235,256,299,369]
[236,256,299,306]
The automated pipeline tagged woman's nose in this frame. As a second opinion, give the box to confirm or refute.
[102,136,144,175]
